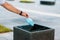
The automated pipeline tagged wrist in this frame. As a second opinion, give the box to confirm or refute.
[19,11,23,15]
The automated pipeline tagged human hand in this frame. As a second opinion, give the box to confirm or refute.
[20,11,29,18]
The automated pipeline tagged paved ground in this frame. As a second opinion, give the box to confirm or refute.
[0,0,60,40]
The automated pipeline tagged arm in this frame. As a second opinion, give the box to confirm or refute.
[1,2,20,14]
[1,2,29,18]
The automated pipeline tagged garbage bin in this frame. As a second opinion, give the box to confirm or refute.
[14,24,55,40]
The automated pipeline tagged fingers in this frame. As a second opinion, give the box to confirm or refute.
[23,13,29,18]
[23,14,29,18]
[26,14,29,18]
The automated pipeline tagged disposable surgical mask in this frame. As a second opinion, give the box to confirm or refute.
[26,18,34,26]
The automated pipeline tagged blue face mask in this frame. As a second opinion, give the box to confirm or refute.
[26,18,34,26]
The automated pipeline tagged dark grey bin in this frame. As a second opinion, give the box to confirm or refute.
[14,24,55,40]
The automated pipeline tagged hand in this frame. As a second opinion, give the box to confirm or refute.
[20,12,29,18]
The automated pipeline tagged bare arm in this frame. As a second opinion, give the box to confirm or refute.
[1,2,29,17]
[1,2,21,14]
